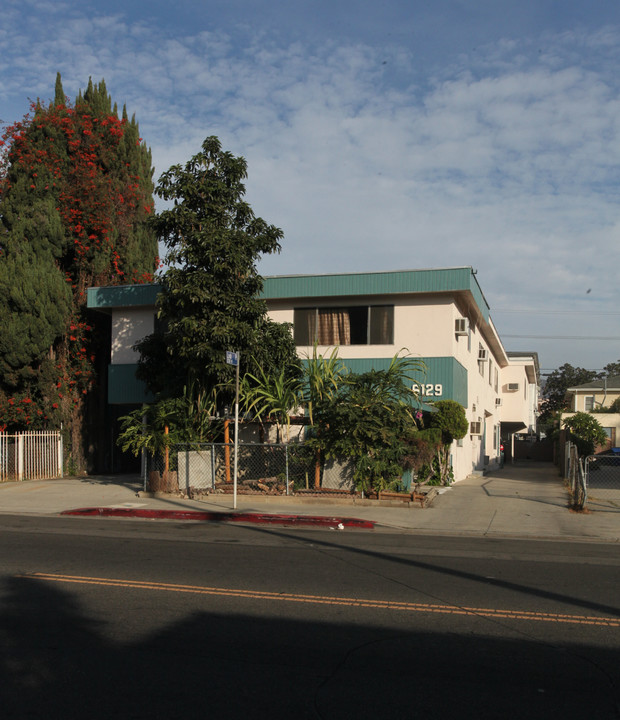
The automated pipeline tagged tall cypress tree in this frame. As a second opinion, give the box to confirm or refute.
[0,74,158,471]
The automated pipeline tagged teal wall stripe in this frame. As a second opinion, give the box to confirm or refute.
[107,356,468,408]
[306,356,468,407]
[87,284,160,310]
[108,364,154,405]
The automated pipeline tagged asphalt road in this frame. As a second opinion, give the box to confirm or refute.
[1,515,619,719]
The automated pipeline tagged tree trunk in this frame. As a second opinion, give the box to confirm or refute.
[314,449,321,489]
[69,398,87,474]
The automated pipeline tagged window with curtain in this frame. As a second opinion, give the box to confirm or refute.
[293,306,394,345]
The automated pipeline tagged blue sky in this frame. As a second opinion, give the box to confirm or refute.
[2,0,620,373]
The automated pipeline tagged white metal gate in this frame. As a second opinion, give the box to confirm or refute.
[0,431,63,482]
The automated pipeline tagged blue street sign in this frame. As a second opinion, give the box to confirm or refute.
[226,351,239,367]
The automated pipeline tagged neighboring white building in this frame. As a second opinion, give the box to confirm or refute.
[87,266,539,481]
[502,350,540,437]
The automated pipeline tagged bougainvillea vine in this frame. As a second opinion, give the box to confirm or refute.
[0,74,159,471]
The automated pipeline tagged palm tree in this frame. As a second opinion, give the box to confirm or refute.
[242,365,303,442]
[301,344,349,488]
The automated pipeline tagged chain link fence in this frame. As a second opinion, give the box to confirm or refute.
[563,441,620,512]
[585,452,620,511]
[564,441,586,510]
[145,442,356,496]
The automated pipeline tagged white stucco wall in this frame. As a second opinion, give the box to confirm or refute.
[111,309,155,364]
[501,361,538,435]
[268,296,468,361]
[268,294,510,481]
[106,289,537,485]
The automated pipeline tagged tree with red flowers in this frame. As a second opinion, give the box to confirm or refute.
[0,74,158,470]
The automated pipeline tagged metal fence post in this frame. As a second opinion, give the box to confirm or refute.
[580,457,588,509]
[17,432,24,481]
[285,444,289,496]
[0,432,5,482]
[58,431,64,478]
[211,443,216,489]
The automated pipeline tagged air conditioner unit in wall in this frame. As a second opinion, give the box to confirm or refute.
[455,318,469,335]
[507,383,519,391]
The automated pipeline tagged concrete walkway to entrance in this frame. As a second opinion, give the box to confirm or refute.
[0,461,618,541]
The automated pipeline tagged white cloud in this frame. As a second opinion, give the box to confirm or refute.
[1,5,620,368]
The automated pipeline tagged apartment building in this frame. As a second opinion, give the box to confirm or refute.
[87,266,539,480]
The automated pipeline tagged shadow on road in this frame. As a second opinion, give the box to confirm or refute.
[1,573,619,719]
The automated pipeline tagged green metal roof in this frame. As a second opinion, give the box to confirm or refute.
[87,268,490,323]
[262,267,489,322]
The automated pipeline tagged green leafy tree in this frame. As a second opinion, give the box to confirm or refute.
[563,412,608,456]
[242,364,303,443]
[118,383,219,459]
[300,344,350,488]
[137,136,287,403]
[311,353,425,493]
[427,399,469,485]
[0,74,158,469]
[539,364,600,427]
[402,428,443,484]
[609,397,620,413]
[301,344,349,427]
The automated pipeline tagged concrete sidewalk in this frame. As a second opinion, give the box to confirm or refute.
[0,461,618,541]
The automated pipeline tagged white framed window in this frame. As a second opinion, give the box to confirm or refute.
[584,396,595,412]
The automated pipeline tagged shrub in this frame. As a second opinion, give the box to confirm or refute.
[563,412,608,456]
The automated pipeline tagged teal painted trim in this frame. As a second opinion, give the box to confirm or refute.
[305,356,468,407]
[108,364,154,405]
[107,355,467,407]
[263,268,489,323]
[468,273,490,324]
[412,357,468,408]
[87,270,490,324]
[87,284,161,310]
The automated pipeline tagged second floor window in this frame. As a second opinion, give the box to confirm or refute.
[294,305,394,345]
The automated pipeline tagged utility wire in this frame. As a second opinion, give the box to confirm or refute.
[494,309,620,316]
[503,334,620,340]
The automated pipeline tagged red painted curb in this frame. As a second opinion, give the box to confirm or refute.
[60,507,375,529]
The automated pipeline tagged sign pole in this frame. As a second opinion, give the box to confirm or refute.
[225,350,241,510]
[233,351,240,510]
